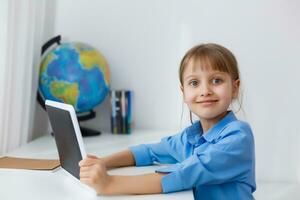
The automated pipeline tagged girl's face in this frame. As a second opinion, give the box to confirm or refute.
[181,60,239,122]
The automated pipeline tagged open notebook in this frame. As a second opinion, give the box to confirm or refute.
[0,156,60,170]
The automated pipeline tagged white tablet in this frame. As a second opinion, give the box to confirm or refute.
[45,100,87,179]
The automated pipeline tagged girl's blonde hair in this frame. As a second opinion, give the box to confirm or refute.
[179,43,240,85]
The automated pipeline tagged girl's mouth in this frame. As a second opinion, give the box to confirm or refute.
[198,100,218,106]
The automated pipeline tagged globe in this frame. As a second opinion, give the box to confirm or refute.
[38,42,110,113]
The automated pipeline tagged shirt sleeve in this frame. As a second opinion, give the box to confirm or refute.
[159,129,255,193]
[129,132,185,166]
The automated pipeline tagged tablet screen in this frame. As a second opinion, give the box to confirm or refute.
[46,100,86,179]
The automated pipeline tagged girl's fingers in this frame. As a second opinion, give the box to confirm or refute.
[80,164,105,178]
[87,154,98,159]
[79,157,99,166]
[80,166,91,173]
[79,170,91,179]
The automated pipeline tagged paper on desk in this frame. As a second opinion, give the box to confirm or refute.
[0,156,60,170]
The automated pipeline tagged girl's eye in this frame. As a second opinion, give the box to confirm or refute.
[189,80,198,87]
[211,78,222,85]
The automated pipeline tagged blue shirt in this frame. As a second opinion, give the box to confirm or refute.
[130,111,256,200]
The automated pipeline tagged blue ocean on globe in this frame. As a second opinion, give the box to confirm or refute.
[39,42,110,113]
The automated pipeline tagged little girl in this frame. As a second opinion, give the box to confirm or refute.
[79,43,256,200]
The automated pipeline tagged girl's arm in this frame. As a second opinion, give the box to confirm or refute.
[103,173,164,195]
[79,155,166,195]
[101,149,136,169]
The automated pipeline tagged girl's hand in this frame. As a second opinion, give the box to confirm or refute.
[79,155,111,194]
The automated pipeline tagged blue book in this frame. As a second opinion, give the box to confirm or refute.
[125,90,132,134]
[110,90,120,134]
[110,90,132,134]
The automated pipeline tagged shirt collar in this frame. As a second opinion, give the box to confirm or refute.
[186,111,237,145]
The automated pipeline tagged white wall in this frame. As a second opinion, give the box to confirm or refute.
[0,0,9,151]
[37,0,300,182]
[0,1,8,102]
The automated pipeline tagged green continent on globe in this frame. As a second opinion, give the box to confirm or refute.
[50,81,79,106]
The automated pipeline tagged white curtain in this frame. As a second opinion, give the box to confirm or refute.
[0,0,47,154]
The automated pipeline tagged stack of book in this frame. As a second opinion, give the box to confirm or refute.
[110,90,132,134]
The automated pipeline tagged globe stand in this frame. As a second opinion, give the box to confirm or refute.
[77,110,101,137]
[79,126,101,137]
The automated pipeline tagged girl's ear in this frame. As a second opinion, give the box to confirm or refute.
[180,85,186,102]
[232,79,240,99]
[180,85,183,93]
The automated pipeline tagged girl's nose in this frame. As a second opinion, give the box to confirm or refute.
[200,84,212,97]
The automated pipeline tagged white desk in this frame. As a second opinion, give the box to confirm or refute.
[0,130,193,200]
[254,181,300,200]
